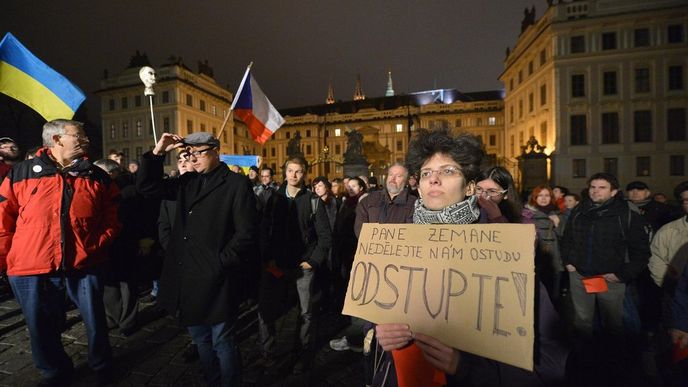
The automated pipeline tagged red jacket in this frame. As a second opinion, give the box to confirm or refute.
[0,148,121,275]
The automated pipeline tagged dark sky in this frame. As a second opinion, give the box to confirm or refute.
[2,0,538,113]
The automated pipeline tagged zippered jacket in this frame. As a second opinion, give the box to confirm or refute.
[0,148,121,275]
[560,194,650,281]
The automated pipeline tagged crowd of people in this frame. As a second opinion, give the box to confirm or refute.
[0,120,687,386]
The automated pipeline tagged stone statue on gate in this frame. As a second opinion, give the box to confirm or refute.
[343,129,367,164]
[286,131,305,160]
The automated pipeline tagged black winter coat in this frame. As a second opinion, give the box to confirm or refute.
[137,152,258,326]
[268,184,332,270]
[560,194,651,282]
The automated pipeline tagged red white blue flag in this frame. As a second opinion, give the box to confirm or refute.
[231,65,285,145]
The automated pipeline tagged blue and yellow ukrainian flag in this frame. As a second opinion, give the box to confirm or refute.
[0,32,85,121]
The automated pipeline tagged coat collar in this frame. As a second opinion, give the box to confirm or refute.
[188,162,231,208]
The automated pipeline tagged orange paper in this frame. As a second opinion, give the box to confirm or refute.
[392,344,446,387]
[582,276,608,293]
[672,342,688,364]
[265,264,284,279]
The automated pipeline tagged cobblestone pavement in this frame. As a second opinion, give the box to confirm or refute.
[0,280,365,386]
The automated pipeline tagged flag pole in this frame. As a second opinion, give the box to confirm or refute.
[218,62,253,142]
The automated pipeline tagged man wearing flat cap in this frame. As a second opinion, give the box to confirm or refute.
[137,132,258,386]
[626,180,675,233]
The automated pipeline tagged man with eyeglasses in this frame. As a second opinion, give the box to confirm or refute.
[0,137,20,181]
[253,166,278,207]
[0,119,120,386]
[137,132,258,387]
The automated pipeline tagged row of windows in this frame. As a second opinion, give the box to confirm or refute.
[569,24,684,55]
[510,84,547,122]
[571,155,686,178]
[569,108,686,145]
[108,119,152,139]
[508,49,548,91]
[107,91,220,116]
[278,123,414,141]
[108,92,170,111]
[570,66,684,98]
[428,117,498,129]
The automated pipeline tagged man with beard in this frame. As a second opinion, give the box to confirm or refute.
[0,137,20,181]
[354,163,417,236]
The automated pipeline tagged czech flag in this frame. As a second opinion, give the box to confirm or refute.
[231,65,285,145]
[0,32,85,121]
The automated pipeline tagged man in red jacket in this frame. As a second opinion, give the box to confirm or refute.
[0,119,121,386]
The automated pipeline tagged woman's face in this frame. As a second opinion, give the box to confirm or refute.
[347,180,363,196]
[535,189,552,207]
[418,153,473,211]
[475,178,506,204]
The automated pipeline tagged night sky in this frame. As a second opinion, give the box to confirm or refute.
[2,0,540,107]
[1,0,538,152]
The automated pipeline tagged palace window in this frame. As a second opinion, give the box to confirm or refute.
[634,110,652,142]
[668,108,686,141]
[601,112,620,144]
[570,114,587,145]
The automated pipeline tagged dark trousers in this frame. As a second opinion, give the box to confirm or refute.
[103,280,138,331]
[257,267,315,353]
[569,270,626,337]
[9,271,112,380]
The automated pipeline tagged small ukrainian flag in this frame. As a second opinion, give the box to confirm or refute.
[0,32,85,121]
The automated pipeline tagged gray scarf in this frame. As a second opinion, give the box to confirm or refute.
[413,195,480,225]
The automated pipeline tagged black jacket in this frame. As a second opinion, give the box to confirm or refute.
[560,194,650,282]
[137,152,258,326]
[269,184,331,270]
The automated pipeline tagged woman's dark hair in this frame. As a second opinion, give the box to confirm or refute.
[348,176,368,193]
[405,128,484,183]
[477,166,523,223]
[312,176,331,190]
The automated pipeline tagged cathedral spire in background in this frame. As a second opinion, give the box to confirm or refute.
[353,73,365,101]
[385,69,395,97]
[326,79,335,104]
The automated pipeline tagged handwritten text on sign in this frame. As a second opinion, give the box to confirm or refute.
[342,223,536,371]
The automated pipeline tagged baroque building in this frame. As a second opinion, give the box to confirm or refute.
[259,80,504,182]
[501,0,688,195]
[96,52,256,171]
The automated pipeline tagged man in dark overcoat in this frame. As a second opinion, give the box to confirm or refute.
[137,132,258,387]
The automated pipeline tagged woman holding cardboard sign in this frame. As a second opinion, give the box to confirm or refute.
[373,128,568,387]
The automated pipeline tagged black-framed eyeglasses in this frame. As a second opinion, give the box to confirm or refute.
[186,147,214,157]
[62,133,89,141]
[475,186,507,197]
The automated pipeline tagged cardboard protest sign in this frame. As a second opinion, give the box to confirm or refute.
[342,223,536,371]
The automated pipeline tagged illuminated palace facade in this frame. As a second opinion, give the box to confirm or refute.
[261,74,505,182]
[501,0,688,194]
